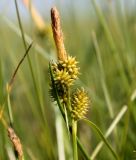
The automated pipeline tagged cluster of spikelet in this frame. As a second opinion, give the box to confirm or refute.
[50,56,79,104]
[50,7,90,120]
[52,56,79,87]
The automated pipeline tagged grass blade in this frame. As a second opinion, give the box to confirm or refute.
[83,119,119,160]
[91,105,127,159]
[92,31,114,118]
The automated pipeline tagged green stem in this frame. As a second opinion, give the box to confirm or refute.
[92,31,114,118]
[77,137,91,160]
[67,88,71,111]
[72,120,78,160]
[7,92,13,126]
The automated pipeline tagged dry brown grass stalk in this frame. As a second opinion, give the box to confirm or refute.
[8,127,23,160]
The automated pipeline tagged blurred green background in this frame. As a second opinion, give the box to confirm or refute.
[0,0,136,159]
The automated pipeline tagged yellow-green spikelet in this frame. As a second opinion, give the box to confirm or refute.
[71,88,89,120]
[54,68,73,86]
[52,56,79,87]
[59,56,79,80]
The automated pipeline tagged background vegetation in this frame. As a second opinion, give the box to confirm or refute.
[0,0,136,159]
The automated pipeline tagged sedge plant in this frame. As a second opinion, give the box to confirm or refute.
[49,7,119,160]
[49,7,89,160]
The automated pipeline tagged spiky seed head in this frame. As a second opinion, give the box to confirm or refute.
[52,55,79,87]
[54,69,72,86]
[71,88,89,120]
[59,56,79,79]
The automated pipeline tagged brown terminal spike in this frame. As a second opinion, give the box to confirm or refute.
[51,7,67,61]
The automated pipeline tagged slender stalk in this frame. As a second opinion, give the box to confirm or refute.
[92,31,114,118]
[72,120,78,160]
[6,43,32,127]
[7,92,13,126]
[9,43,33,90]
[77,138,91,160]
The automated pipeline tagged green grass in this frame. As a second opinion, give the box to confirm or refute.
[0,0,136,159]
